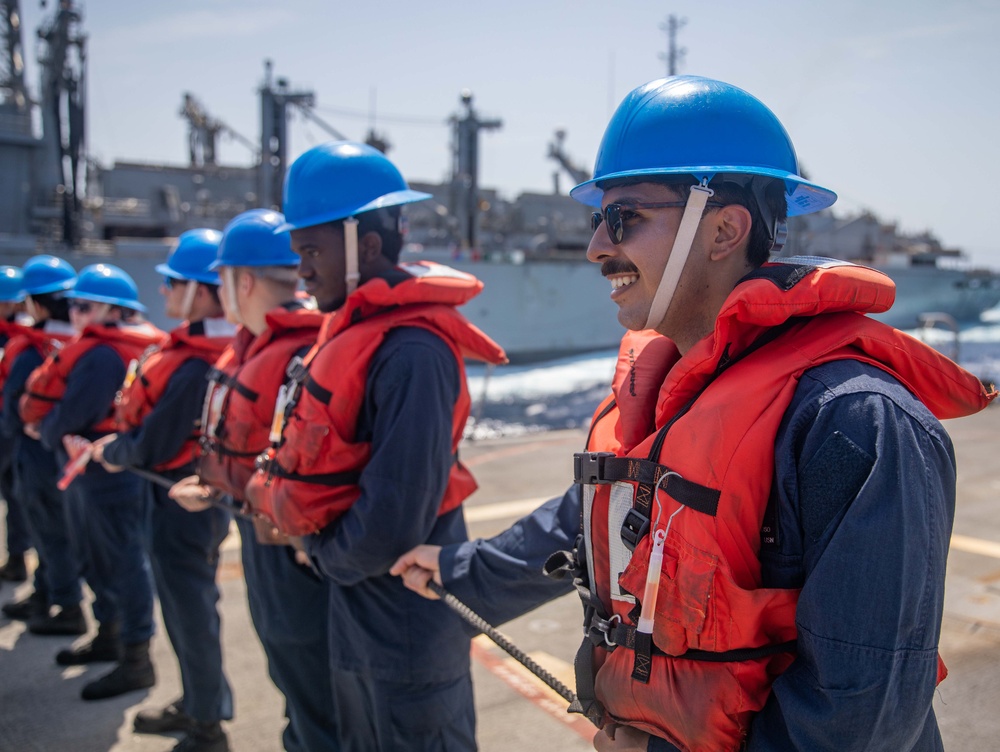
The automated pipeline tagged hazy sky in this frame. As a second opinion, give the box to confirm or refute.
[16,0,1000,265]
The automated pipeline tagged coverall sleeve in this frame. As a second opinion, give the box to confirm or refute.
[40,345,126,451]
[747,366,954,751]
[102,358,210,470]
[304,328,463,585]
[438,485,580,627]
[2,350,42,439]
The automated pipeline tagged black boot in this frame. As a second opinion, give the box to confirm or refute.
[29,603,87,636]
[56,621,123,665]
[172,721,229,752]
[134,698,193,734]
[0,553,27,582]
[81,640,156,701]
[1,590,46,620]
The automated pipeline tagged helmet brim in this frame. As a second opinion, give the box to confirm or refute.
[570,166,837,217]
[65,290,147,314]
[275,189,432,233]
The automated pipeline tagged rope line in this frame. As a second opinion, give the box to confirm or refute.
[427,581,578,705]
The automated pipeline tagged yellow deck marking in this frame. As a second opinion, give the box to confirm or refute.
[470,636,594,741]
[952,533,1000,560]
[464,497,551,523]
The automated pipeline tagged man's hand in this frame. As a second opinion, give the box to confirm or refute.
[389,544,443,599]
[23,422,40,440]
[593,724,651,751]
[91,434,124,472]
[169,475,216,513]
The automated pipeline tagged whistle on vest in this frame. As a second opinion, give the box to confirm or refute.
[636,528,666,634]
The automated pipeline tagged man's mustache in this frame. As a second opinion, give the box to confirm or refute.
[601,260,640,278]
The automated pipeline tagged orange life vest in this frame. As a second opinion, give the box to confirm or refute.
[0,321,76,411]
[20,321,164,433]
[114,319,234,471]
[197,305,324,499]
[575,260,994,751]
[245,261,507,535]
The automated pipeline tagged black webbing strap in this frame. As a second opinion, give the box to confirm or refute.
[24,390,59,403]
[303,376,332,404]
[210,444,259,460]
[601,457,721,518]
[206,367,260,403]
[266,464,361,488]
[610,621,797,664]
[569,633,607,726]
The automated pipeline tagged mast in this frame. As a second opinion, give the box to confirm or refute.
[257,60,314,211]
[0,0,28,111]
[448,89,501,251]
[659,15,686,76]
[35,0,86,246]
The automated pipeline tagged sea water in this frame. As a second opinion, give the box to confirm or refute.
[466,313,1000,439]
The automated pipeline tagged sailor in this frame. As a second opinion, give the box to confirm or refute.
[169,208,340,752]
[0,265,32,587]
[20,263,164,701]
[243,142,506,751]
[88,231,235,752]
[0,257,83,634]
[392,76,995,751]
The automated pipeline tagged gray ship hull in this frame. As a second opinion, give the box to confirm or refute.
[3,242,998,361]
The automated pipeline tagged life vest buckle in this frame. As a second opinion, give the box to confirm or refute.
[587,612,621,649]
[620,508,651,552]
[285,355,308,384]
[573,451,615,484]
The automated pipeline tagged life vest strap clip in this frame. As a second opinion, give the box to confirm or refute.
[587,613,621,649]
[620,508,650,552]
[573,451,615,484]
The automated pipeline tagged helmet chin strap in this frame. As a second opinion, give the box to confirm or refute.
[643,182,715,331]
[221,268,244,326]
[180,280,198,320]
[343,217,360,296]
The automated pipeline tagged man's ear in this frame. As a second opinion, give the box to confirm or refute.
[358,231,384,265]
[709,205,753,262]
[239,269,255,295]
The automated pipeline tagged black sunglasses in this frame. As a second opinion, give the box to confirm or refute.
[69,301,93,313]
[591,200,724,245]
[163,276,184,288]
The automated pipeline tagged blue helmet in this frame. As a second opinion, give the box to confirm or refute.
[66,264,147,313]
[21,255,77,296]
[212,209,299,269]
[0,266,25,303]
[156,228,223,285]
[277,141,431,232]
[569,76,837,216]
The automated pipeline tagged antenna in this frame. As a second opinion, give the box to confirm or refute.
[659,14,686,76]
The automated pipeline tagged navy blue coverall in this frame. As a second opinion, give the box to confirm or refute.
[103,355,233,725]
[235,512,338,752]
[40,344,154,646]
[0,329,33,566]
[2,332,82,610]
[439,360,956,752]
[304,327,476,752]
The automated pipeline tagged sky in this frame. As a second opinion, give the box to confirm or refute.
[15,0,1000,266]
